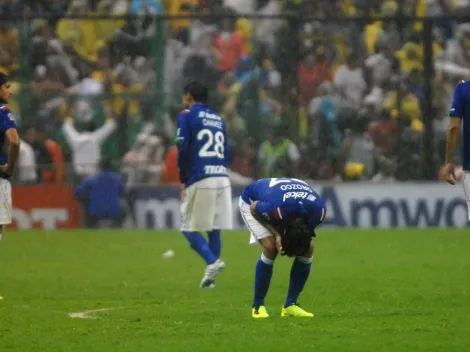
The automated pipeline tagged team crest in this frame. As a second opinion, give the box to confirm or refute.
[8,113,14,121]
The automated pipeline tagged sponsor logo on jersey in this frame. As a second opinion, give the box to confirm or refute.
[204,165,227,175]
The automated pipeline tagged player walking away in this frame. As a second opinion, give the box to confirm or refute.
[0,73,20,240]
[176,81,232,288]
[239,178,326,318]
[443,79,470,220]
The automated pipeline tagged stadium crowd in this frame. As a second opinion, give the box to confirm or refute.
[2,0,470,185]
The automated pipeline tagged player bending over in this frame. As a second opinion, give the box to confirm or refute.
[176,82,232,288]
[0,73,20,241]
[443,79,470,220]
[239,177,326,318]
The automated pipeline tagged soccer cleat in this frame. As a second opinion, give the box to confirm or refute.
[281,304,314,317]
[200,259,226,288]
[252,305,269,318]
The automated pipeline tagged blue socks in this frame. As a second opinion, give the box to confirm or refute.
[253,253,274,308]
[207,230,221,258]
[284,257,313,308]
[183,231,217,265]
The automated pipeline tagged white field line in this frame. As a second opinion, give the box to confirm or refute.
[68,307,125,319]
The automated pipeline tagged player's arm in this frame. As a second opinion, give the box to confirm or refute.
[444,82,463,184]
[4,128,19,176]
[175,111,191,184]
[0,110,20,177]
[74,176,93,199]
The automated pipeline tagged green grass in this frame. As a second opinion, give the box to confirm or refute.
[1,229,470,351]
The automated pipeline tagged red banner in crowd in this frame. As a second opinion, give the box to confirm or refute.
[9,185,80,230]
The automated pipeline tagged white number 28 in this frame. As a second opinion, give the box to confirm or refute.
[197,129,225,159]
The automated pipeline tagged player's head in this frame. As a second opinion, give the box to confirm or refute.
[100,158,113,171]
[281,218,311,257]
[0,73,12,104]
[183,81,208,108]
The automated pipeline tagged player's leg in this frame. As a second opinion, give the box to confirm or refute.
[207,230,221,258]
[281,240,314,318]
[463,172,470,221]
[180,181,218,266]
[239,197,275,318]
[0,179,12,241]
[209,179,233,259]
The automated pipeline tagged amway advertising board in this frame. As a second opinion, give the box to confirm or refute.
[128,183,469,229]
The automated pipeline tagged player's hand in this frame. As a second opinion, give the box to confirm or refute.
[442,163,456,185]
[275,235,285,256]
[180,185,186,202]
[0,164,11,179]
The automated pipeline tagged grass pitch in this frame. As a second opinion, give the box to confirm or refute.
[1,229,470,352]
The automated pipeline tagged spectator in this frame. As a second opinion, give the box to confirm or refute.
[62,103,116,179]
[23,126,53,183]
[334,53,367,109]
[17,138,37,184]
[74,159,126,228]
[257,124,301,178]
[298,47,331,107]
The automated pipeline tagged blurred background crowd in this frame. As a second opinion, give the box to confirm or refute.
[2,0,470,186]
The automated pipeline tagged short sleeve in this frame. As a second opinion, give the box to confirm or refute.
[0,109,16,132]
[449,82,463,118]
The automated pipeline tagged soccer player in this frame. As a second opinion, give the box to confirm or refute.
[443,79,470,220]
[239,177,326,318]
[0,73,20,240]
[176,82,232,288]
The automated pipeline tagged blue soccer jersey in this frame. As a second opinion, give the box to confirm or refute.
[241,178,326,233]
[449,80,470,171]
[0,104,16,165]
[176,103,230,187]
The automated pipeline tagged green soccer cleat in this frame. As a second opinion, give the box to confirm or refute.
[252,305,269,318]
[281,304,314,317]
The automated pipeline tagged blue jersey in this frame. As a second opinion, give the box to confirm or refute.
[241,178,326,234]
[75,170,125,219]
[0,104,17,165]
[450,80,470,170]
[176,103,230,187]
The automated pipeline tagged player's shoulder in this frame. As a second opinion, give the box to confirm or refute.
[0,105,15,122]
[177,109,191,118]
[455,79,470,92]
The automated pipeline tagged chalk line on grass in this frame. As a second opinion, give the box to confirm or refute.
[68,307,125,319]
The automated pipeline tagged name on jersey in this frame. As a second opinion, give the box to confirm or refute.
[280,184,311,191]
[204,165,227,175]
[202,119,223,129]
[198,111,222,120]
[283,191,309,202]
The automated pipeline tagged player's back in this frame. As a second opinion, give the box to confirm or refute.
[241,177,322,209]
[185,103,229,185]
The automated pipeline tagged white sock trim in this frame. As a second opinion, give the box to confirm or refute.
[297,256,313,264]
[260,253,274,265]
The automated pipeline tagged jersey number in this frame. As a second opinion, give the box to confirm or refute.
[197,129,225,159]
[269,178,309,187]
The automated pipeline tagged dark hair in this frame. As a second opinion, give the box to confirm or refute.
[0,73,8,86]
[281,219,312,257]
[100,158,113,170]
[83,121,97,132]
[184,81,208,104]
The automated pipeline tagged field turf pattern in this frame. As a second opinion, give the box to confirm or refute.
[1,229,470,351]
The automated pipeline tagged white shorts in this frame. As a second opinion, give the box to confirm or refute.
[239,198,272,245]
[0,178,12,225]
[463,172,470,221]
[180,177,233,232]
